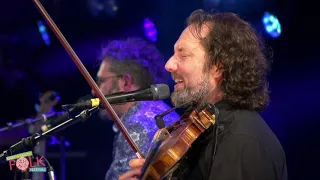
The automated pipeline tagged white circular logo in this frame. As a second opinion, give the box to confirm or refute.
[16,157,29,171]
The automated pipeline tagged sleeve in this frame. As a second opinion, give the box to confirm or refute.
[105,120,153,180]
[208,134,276,180]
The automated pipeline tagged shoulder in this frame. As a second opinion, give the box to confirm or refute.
[209,133,287,180]
[137,101,180,123]
[226,109,277,142]
[125,100,179,135]
[133,101,172,115]
[219,133,266,151]
[220,109,286,164]
[215,133,282,168]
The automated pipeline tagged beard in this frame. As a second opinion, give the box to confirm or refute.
[171,72,213,107]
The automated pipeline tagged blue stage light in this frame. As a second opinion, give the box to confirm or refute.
[143,18,157,42]
[37,20,51,46]
[262,12,281,38]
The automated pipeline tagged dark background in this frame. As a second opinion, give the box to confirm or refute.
[0,0,319,179]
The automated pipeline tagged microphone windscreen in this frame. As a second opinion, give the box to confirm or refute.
[151,84,170,100]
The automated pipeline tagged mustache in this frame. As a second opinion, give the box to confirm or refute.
[171,74,183,80]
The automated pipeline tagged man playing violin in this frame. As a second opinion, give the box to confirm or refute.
[119,9,288,180]
[91,37,180,180]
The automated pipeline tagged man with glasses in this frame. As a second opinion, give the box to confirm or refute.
[91,37,180,180]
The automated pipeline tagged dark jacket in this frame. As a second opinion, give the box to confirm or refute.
[172,100,288,180]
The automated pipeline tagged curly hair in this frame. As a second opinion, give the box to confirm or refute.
[98,37,168,89]
[187,9,271,111]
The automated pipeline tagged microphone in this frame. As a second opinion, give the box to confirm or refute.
[62,84,170,109]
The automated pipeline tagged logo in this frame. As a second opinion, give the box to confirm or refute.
[6,151,47,172]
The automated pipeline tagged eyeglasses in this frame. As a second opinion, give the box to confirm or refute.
[95,75,122,85]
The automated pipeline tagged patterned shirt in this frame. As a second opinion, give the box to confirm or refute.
[105,101,180,180]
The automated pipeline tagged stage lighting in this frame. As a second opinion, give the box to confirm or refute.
[262,12,281,38]
[143,18,157,42]
[37,20,51,46]
[88,0,118,17]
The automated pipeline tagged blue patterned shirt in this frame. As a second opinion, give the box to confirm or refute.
[105,101,180,180]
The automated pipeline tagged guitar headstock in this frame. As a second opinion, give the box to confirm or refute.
[30,91,60,134]
[35,91,60,114]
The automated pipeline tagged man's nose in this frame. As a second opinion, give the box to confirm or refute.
[165,56,177,72]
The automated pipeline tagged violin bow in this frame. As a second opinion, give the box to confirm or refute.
[32,0,144,158]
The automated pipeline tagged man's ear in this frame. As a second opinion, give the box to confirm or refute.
[212,64,223,79]
[123,74,132,92]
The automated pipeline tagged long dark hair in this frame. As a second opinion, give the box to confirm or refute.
[187,9,271,111]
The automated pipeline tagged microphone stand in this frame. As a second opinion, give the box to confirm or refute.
[0,111,64,133]
[0,106,98,180]
[60,136,66,180]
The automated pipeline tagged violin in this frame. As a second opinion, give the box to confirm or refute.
[139,103,217,179]
[31,1,218,179]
